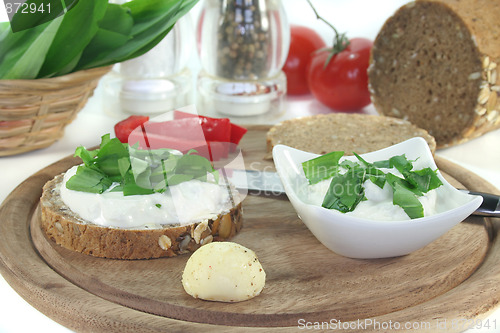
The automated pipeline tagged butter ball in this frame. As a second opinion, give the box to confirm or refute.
[182,242,266,302]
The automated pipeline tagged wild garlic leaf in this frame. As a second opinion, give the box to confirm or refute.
[66,165,112,194]
[302,151,344,184]
[322,174,348,212]
[96,137,129,177]
[372,159,391,169]
[351,152,386,188]
[64,4,133,76]
[97,137,128,159]
[322,169,365,213]
[0,12,51,67]
[0,0,198,79]
[99,3,134,34]
[8,0,67,33]
[392,182,424,219]
[99,133,112,148]
[389,155,413,174]
[368,175,386,189]
[385,173,423,196]
[174,154,215,179]
[1,16,63,79]
[37,0,108,77]
[339,159,357,169]
[211,169,220,184]
[305,150,443,219]
[353,152,386,176]
[122,172,154,196]
[75,0,199,71]
[405,167,443,193]
[68,132,218,196]
[125,0,198,37]
[74,145,98,166]
[166,174,194,186]
[117,157,131,178]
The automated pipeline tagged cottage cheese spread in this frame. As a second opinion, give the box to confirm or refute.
[305,165,463,221]
[59,165,240,229]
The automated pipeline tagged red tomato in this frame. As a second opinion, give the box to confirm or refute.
[115,112,248,161]
[283,25,326,95]
[114,115,149,143]
[307,37,373,111]
[173,110,247,145]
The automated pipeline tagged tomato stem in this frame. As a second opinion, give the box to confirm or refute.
[306,0,350,67]
[306,0,339,37]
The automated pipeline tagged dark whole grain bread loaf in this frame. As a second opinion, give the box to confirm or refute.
[40,174,243,260]
[266,113,436,156]
[368,0,500,148]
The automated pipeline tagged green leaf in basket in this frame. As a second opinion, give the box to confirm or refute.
[8,0,67,33]
[125,0,185,35]
[0,22,10,39]
[36,0,108,78]
[0,16,63,79]
[119,0,199,61]
[99,3,134,35]
[0,0,199,79]
[52,50,83,77]
[0,22,42,65]
[62,4,134,76]
[74,0,198,71]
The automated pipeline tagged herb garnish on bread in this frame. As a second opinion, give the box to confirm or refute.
[40,135,243,259]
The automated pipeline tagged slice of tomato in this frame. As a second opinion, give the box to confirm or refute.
[173,111,247,145]
[114,115,150,143]
[228,122,247,147]
[128,128,230,162]
[115,112,246,161]
[144,117,231,143]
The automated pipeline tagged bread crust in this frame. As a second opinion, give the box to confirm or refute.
[266,113,436,157]
[369,0,500,148]
[40,174,243,260]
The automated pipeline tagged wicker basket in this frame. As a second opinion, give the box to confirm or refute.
[0,66,111,156]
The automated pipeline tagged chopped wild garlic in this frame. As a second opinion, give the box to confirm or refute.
[66,134,219,196]
[302,151,443,219]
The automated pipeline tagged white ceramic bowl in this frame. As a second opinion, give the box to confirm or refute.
[272,137,483,259]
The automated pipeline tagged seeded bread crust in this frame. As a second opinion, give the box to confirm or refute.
[40,174,243,260]
[368,0,500,148]
[266,113,436,157]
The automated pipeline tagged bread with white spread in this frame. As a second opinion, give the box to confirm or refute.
[368,0,500,148]
[266,113,436,156]
[40,173,243,260]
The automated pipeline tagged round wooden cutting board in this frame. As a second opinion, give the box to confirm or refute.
[0,126,499,333]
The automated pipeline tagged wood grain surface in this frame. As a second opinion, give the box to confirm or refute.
[0,126,499,332]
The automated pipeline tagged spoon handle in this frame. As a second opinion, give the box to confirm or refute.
[460,190,500,217]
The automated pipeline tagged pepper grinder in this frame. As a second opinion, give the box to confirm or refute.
[197,0,290,121]
[102,11,195,117]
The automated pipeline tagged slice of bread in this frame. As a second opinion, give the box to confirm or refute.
[266,113,436,156]
[40,174,243,260]
[368,0,500,148]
